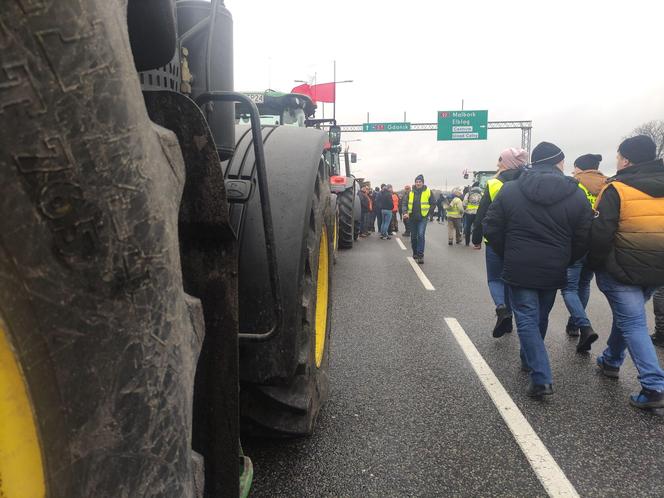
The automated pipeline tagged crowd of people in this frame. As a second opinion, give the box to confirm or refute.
[358,134,664,410]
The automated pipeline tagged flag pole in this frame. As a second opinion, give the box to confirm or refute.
[333,60,336,122]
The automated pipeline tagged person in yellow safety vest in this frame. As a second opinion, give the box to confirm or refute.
[462,182,483,246]
[446,188,464,245]
[560,154,607,352]
[471,147,529,337]
[403,174,432,264]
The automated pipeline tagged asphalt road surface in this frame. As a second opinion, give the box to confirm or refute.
[245,221,663,497]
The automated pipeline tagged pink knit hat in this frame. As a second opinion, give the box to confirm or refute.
[499,147,529,169]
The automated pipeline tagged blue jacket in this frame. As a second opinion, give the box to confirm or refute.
[482,164,592,289]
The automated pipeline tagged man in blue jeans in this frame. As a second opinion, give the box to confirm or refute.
[483,142,592,397]
[403,174,433,264]
[588,135,664,410]
[377,184,394,240]
[561,153,607,352]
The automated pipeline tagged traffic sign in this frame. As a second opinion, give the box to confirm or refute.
[363,122,411,132]
[437,110,488,141]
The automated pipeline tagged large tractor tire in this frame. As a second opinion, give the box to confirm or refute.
[227,125,333,436]
[337,188,356,249]
[0,1,205,497]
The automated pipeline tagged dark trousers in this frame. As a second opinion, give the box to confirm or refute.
[655,287,664,337]
[464,213,476,245]
[403,217,411,235]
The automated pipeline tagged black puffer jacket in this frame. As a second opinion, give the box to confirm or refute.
[376,189,394,211]
[482,164,593,289]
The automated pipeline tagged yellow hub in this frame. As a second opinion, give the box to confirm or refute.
[314,228,330,368]
[0,317,45,498]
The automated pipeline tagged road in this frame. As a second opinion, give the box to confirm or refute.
[245,222,663,497]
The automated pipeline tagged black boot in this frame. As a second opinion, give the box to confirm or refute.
[565,322,580,337]
[652,333,664,349]
[577,326,598,353]
[526,381,553,397]
[493,305,513,338]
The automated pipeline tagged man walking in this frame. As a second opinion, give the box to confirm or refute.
[400,184,412,237]
[446,188,464,245]
[483,142,592,397]
[561,154,606,352]
[403,174,432,264]
[589,135,664,410]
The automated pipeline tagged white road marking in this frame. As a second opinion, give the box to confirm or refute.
[444,317,579,498]
[395,238,407,250]
[406,257,435,291]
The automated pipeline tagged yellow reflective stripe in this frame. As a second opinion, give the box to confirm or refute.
[487,178,503,201]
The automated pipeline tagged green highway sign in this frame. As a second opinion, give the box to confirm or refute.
[363,122,411,132]
[437,110,488,141]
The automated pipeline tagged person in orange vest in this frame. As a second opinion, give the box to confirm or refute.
[389,188,400,235]
[560,154,607,352]
[589,135,664,410]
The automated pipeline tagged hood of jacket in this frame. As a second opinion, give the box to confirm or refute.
[574,169,608,195]
[517,164,580,206]
[610,158,664,198]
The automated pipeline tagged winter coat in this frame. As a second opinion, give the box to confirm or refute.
[377,189,394,211]
[400,190,411,214]
[359,191,370,212]
[446,197,464,218]
[574,169,607,196]
[482,164,593,290]
[392,193,399,212]
[588,158,664,286]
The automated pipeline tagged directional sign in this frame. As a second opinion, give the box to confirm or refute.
[437,110,488,141]
[363,122,411,132]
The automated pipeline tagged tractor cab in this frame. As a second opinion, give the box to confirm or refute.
[236,90,317,127]
[463,170,495,192]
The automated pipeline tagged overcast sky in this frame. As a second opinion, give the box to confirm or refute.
[225,0,664,189]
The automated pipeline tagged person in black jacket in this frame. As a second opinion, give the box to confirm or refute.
[377,184,395,239]
[472,148,528,338]
[483,142,592,397]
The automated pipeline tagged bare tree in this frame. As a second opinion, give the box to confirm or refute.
[629,120,664,159]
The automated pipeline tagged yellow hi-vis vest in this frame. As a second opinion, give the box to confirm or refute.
[408,188,431,217]
[578,182,597,208]
[487,178,504,201]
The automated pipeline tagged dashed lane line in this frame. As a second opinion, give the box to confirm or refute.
[406,257,435,291]
[395,237,407,250]
[444,317,579,498]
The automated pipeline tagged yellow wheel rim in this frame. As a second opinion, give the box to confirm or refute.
[0,317,45,498]
[314,227,329,368]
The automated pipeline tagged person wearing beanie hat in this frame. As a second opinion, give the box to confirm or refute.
[559,154,607,352]
[588,134,664,410]
[483,141,593,397]
[472,148,529,338]
[403,174,433,263]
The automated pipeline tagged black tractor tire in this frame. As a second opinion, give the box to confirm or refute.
[337,188,355,249]
[239,155,333,437]
[0,2,203,497]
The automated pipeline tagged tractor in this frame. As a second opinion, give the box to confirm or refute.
[329,141,362,249]
[0,1,334,497]
[463,169,496,192]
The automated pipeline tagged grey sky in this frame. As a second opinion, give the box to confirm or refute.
[226,0,664,189]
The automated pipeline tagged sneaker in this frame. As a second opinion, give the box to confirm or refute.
[417,257,424,265]
[526,381,553,397]
[379,235,386,240]
[448,241,453,245]
[565,323,580,337]
[493,305,513,338]
[385,236,391,240]
[597,356,620,379]
[577,326,598,353]
[629,388,664,410]
[651,334,664,348]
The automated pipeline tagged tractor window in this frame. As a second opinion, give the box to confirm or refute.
[281,107,306,127]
